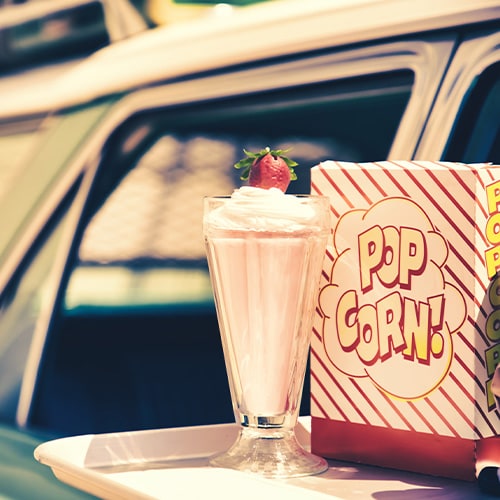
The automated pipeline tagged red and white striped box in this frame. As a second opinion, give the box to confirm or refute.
[310,160,500,480]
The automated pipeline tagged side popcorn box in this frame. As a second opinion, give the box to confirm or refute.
[310,160,500,481]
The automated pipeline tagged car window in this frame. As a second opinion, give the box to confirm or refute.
[23,70,415,436]
[445,62,500,163]
[66,70,414,313]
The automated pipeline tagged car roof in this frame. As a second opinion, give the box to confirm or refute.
[1,0,499,119]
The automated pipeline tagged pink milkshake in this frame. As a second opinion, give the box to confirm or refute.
[204,186,329,477]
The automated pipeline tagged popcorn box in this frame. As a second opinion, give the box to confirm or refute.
[310,160,500,480]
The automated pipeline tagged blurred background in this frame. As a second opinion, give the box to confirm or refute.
[0,0,268,73]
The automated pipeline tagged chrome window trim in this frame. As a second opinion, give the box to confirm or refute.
[14,36,454,428]
[415,29,500,160]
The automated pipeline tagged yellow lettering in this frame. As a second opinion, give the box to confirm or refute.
[485,344,500,378]
[359,226,384,291]
[402,298,431,363]
[337,290,359,351]
[486,378,497,411]
[377,226,400,287]
[485,246,500,279]
[486,309,500,342]
[486,180,500,216]
[486,213,500,245]
[377,292,405,360]
[399,227,426,287]
[357,304,379,365]
[489,275,500,308]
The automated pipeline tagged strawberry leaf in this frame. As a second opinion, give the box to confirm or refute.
[234,146,299,182]
[234,148,260,179]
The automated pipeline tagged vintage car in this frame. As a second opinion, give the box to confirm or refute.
[0,0,498,497]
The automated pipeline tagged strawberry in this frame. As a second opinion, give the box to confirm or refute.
[234,147,298,192]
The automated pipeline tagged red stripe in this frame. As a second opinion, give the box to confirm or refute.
[310,390,328,419]
[415,165,482,240]
[385,164,481,259]
[375,162,411,197]
[310,348,369,424]
[316,165,355,210]
[469,307,489,335]
[310,368,349,421]
[470,312,491,350]
[443,264,475,303]
[333,161,374,206]
[445,247,486,294]
[349,378,393,428]
[324,246,334,264]
[448,371,476,406]
[424,397,461,438]
[360,165,388,197]
[453,353,485,394]
[475,394,498,436]
[312,325,322,342]
[452,169,489,220]
[457,328,487,366]
[406,400,438,434]
[438,386,478,437]
[475,399,498,436]
[447,245,477,278]
[310,180,323,196]
[443,267,488,326]
[377,391,418,432]
[450,360,499,436]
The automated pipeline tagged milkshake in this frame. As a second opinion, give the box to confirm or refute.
[204,185,330,477]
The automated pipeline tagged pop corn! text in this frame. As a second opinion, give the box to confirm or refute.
[336,225,446,364]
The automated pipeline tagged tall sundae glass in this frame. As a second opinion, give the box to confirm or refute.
[204,169,330,478]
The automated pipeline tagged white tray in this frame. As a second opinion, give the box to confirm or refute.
[35,418,489,499]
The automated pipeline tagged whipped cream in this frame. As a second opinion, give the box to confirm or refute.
[206,186,318,231]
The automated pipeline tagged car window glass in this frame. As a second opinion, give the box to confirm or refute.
[66,70,414,312]
[444,62,500,163]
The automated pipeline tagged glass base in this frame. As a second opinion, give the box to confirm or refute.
[209,427,328,478]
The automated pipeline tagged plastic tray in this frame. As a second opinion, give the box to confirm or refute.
[34,418,490,499]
